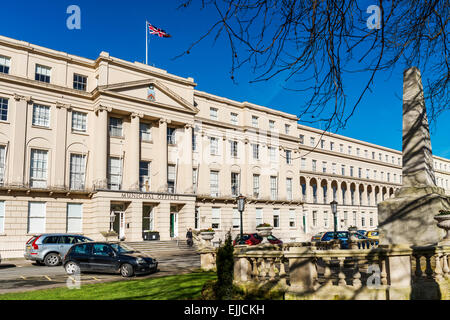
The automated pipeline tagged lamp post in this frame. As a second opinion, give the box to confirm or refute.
[330,200,338,240]
[237,194,246,245]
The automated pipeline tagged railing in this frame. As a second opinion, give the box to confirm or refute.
[230,242,450,300]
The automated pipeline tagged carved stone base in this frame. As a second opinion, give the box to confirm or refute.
[378,187,450,246]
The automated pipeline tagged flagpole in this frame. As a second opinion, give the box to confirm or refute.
[146,21,148,65]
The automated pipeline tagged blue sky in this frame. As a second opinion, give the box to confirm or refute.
[1,0,448,158]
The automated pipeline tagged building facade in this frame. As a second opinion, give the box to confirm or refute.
[0,35,449,258]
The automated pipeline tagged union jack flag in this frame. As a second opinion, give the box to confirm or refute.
[148,23,171,38]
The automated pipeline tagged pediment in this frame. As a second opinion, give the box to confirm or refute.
[98,79,198,113]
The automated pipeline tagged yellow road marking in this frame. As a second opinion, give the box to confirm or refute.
[20,276,26,280]
[92,277,100,281]
[44,275,52,281]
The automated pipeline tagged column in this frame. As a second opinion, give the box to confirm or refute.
[127,200,143,241]
[158,118,168,192]
[93,105,110,189]
[126,112,142,191]
[8,94,31,187]
[53,102,70,189]
[178,123,193,193]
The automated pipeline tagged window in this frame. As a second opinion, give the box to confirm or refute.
[379,153,382,161]
[353,211,357,226]
[30,149,48,188]
[108,157,122,190]
[269,120,275,130]
[312,211,317,227]
[212,207,221,229]
[270,176,278,200]
[269,147,276,162]
[330,142,334,151]
[387,172,391,182]
[374,170,377,180]
[251,116,259,128]
[139,161,151,191]
[210,107,218,120]
[253,174,260,198]
[0,56,10,74]
[35,64,51,83]
[230,141,238,157]
[301,158,306,170]
[231,172,240,197]
[70,154,86,190]
[255,208,263,227]
[310,137,315,147]
[0,146,5,184]
[140,123,152,141]
[232,208,240,229]
[356,148,360,156]
[28,202,46,233]
[194,207,199,229]
[385,155,389,162]
[324,211,329,228]
[73,74,87,91]
[343,211,348,227]
[67,203,82,233]
[167,128,176,144]
[252,144,260,160]
[332,163,336,174]
[167,165,176,193]
[0,97,8,121]
[322,162,327,173]
[210,137,219,155]
[361,213,366,227]
[71,111,87,132]
[372,152,376,160]
[312,160,317,172]
[370,213,374,227]
[358,168,362,178]
[192,133,197,151]
[289,209,296,228]
[0,201,4,233]
[109,117,123,137]
[273,209,280,228]
[32,104,50,127]
[210,171,219,197]
[285,124,290,134]
[230,112,238,125]
[299,135,304,144]
[341,165,346,176]
[286,150,292,164]
[365,150,368,158]
[339,144,344,153]
[350,166,354,177]
[192,168,198,192]
[286,178,293,201]
[320,140,325,149]
[348,146,352,155]
[366,169,370,179]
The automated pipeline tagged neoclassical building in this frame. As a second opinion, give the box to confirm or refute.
[0,35,449,258]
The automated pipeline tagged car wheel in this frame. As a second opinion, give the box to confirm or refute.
[65,261,80,275]
[120,263,134,277]
[44,253,61,267]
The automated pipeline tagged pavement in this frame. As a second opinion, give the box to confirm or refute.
[0,255,202,295]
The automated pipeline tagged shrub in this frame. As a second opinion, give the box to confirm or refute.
[437,210,450,216]
[214,232,234,300]
[256,223,272,228]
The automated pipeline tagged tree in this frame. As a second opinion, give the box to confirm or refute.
[178,0,449,132]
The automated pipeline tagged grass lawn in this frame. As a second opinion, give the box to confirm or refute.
[0,271,216,300]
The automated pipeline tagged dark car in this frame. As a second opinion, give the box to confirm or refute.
[321,231,373,249]
[233,233,283,246]
[63,242,158,277]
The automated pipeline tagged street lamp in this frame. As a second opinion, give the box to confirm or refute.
[237,194,246,245]
[330,200,338,240]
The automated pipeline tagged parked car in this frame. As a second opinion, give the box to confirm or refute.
[366,230,380,240]
[233,233,283,246]
[63,242,158,277]
[320,231,369,249]
[311,232,326,242]
[24,234,93,266]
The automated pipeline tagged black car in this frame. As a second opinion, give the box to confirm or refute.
[63,242,158,277]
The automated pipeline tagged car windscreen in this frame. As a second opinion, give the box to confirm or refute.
[110,243,133,254]
[42,236,59,244]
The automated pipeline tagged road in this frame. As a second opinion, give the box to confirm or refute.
[0,255,201,294]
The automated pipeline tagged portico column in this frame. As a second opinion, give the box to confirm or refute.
[53,102,70,189]
[158,118,168,192]
[93,105,111,189]
[127,112,142,191]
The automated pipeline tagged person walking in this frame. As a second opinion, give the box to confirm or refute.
[186,228,193,247]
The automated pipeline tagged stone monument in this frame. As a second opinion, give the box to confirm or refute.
[378,67,450,245]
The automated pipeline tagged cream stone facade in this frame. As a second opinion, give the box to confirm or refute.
[0,35,449,258]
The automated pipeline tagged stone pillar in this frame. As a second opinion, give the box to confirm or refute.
[158,118,168,192]
[8,94,31,187]
[126,112,142,191]
[378,67,450,245]
[177,124,194,193]
[93,105,110,189]
[127,200,143,241]
[53,102,70,189]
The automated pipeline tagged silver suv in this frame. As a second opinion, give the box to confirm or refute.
[24,234,93,266]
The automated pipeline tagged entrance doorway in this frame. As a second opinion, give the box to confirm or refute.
[170,206,179,238]
[111,204,126,240]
